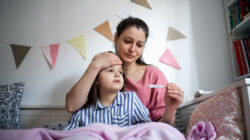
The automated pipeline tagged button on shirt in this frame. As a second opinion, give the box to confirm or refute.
[64,91,151,131]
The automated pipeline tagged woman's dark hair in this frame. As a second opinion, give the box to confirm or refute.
[83,51,126,108]
[115,17,149,65]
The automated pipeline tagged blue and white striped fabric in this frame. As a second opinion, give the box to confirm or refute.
[64,91,151,131]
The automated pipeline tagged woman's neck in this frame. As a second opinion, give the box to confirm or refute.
[124,62,139,73]
[99,90,118,106]
[124,62,146,82]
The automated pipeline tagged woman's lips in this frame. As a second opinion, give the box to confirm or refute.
[125,54,134,59]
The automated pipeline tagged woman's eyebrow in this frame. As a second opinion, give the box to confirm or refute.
[123,36,132,39]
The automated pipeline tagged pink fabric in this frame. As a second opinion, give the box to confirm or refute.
[186,121,216,140]
[0,122,185,140]
[124,65,168,121]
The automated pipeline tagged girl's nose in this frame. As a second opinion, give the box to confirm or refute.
[114,71,120,77]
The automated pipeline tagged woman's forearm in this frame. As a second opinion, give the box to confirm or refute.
[65,63,101,113]
[159,108,176,126]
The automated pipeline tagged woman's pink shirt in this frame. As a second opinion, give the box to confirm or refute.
[124,65,168,121]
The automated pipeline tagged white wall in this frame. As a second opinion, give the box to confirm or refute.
[0,0,233,107]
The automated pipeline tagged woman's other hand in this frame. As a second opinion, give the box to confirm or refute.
[165,83,184,112]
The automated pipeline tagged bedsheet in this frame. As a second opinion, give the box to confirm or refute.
[0,122,185,140]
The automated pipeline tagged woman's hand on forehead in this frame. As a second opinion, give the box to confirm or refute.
[92,52,122,70]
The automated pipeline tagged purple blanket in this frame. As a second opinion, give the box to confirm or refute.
[0,122,185,140]
[186,121,216,140]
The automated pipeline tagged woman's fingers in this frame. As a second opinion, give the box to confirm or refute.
[93,52,122,70]
[110,56,122,65]
[167,83,184,101]
[104,52,122,65]
[168,90,184,98]
[168,93,183,103]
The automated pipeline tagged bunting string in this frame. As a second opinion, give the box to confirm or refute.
[0,0,185,70]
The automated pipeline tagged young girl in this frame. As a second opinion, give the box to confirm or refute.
[64,59,151,131]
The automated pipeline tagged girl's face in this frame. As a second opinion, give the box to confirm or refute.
[115,26,146,65]
[97,65,124,93]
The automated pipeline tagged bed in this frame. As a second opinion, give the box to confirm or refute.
[0,78,249,139]
[175,78,250,139]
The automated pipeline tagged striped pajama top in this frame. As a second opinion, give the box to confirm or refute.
[64,91,151,131]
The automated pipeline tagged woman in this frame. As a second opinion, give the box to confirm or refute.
[66,17,184,125]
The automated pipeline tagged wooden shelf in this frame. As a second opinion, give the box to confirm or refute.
[233,15,250,35]
[226,0,236,8]
[224,0,250,82]
[236,73,250,81]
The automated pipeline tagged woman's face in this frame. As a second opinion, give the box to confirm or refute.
[115,26,146,64]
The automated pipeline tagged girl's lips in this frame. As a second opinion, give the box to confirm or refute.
[113,80,121,83]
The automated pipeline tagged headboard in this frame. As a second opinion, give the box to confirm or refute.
[20,105,71,129]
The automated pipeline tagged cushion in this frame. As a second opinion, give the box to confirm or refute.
[44,122,67,130]
[0,82,24,129]
[186,85,244,139]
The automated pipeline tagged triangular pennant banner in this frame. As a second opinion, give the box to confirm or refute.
[11,44,31,69]
[159,48,181,70]
[116,6,133,19]
[41,45,52,67]
[50,44,60,68]
[68,34,86,59]
[131,0,152,10]
[167,26,186,41]
[94,20,114,42]
[41,43,60,69]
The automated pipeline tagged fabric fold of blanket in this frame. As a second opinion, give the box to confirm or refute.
[186,121,216,140]
[0,122,185,140]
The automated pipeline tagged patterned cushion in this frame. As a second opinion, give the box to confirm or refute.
[0,82,24,129]
[44,122,67,130]
[186,85,244,139]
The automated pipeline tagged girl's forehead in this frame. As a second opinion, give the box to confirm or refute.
[103,64,122,70]
[111,65,122,69]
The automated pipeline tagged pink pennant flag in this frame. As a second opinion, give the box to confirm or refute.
[159,48,181,70]
[50,44,60,68]
[41,43,60,69]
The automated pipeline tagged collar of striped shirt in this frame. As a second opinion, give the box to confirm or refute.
[94,91,123,110]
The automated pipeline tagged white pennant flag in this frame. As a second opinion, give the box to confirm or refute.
[116,6,133,19]
[41,43,60,69]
